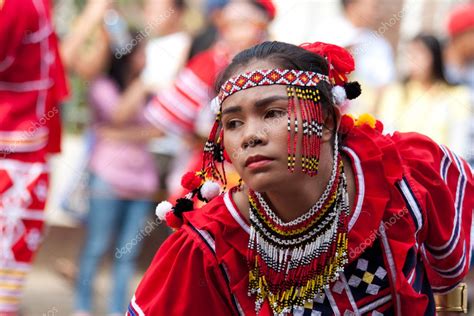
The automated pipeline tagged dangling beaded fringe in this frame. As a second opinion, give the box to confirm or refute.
[286,86,324,176]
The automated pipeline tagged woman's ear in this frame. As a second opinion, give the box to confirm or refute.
[322,106,341,143]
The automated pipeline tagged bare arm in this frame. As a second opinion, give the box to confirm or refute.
[110,78,151,125]
[60,0,110,79]
[97,125,163,142]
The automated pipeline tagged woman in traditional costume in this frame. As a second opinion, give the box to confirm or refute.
[127,41,473,316]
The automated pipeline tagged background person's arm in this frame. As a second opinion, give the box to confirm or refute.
[60,0,111,80]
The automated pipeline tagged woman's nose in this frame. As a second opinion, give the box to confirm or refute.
[241,119,267,149]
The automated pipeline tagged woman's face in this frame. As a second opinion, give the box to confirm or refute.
[221,60,334,193]
[407,40,433,82]
[219,2,269,53]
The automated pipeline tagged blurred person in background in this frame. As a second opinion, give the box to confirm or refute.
[0,1,68,315]
[378,34,470,159]
[341,0,396,88]
[187,0,228,61]
[445,3,474,92]
[61,0,111,81]
[140,0,191,197]
[73,29,161,316]
[50,0,116,285]
[314,0,396,114]
[141,0,191,91]
[444,3,474,167]
[142,0,276,203]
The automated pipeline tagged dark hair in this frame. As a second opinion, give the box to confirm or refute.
[410,34,448,84]
[215,41,335,117]
[174,0,187,11]
[340,0,355,10]
[107,30,144,91]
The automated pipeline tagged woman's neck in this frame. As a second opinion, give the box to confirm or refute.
[411,76,436,89]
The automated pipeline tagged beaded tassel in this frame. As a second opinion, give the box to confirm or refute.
[299,87,309,174]
[202,109,227,186]
[286,86,324,176]
[287,86,297,172]
[302,87,323,176]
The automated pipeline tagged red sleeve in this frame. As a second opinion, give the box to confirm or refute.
[0,0,32,72]
[127,225,237,315]
[393,132,473,293]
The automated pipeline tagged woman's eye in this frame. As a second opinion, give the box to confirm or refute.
[265,109,285,119]
[225,120,243,130]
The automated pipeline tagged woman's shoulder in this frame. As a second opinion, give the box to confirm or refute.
[342,116,470,203]
[389,131,454,170]
[343,114,464,171]
[185,190,249,236]
[151,190,248,262]
[181,189,250,258]
[128,206,240,316]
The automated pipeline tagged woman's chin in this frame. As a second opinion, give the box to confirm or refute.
[244,174,281,193]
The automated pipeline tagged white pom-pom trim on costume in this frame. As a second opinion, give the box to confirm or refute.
[200,181,220,201]
[155,201,173,220]
[331,85,347,105]
[210,97,220,114]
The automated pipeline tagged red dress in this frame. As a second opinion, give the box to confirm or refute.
[128,124,473,316]
[0,0,67,312]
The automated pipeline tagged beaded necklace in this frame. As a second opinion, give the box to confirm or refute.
[247,136,349,315]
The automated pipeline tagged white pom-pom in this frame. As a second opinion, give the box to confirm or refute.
[200,181,220,201]
[331,85,347,105]
[155,201,173,220]
[210,97,220,114]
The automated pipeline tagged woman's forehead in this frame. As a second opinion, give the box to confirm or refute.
[221,59,287,109]
[221,84,287,110]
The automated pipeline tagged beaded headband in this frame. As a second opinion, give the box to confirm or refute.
[217,68,330,105]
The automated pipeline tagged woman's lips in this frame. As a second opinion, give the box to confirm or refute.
[245,155,274,169]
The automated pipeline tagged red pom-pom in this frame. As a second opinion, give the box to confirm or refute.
[375,120,384,133]
[339,114,355,134]
[300,42,355,85]
[165,212,183,229]
[181,172,202,190]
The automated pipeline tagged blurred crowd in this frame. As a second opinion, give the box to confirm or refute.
[0,0,473,315]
